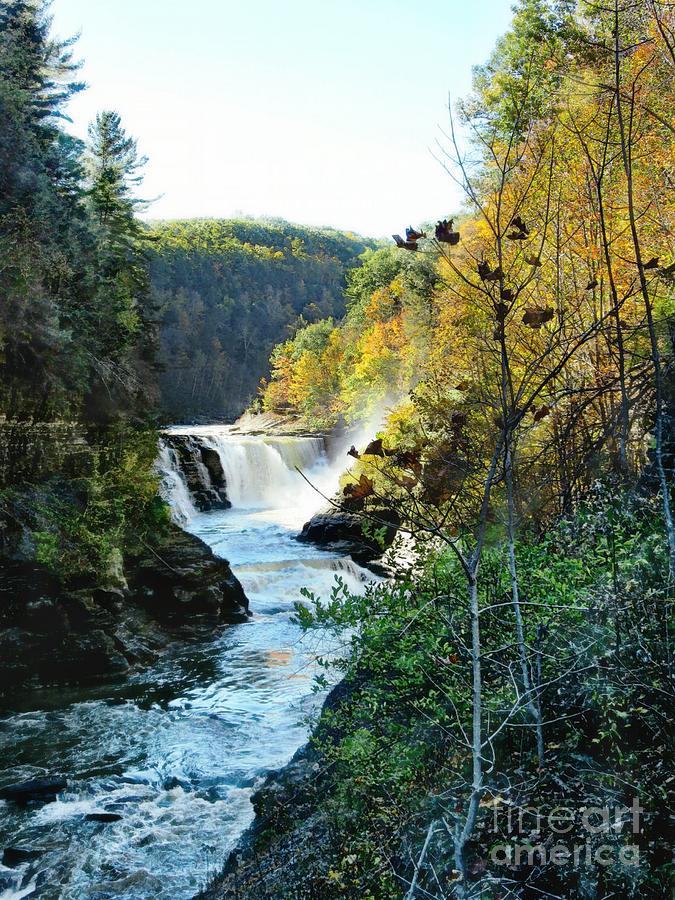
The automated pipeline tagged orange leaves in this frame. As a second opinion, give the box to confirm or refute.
[478,261,504,282]
[395,450,422,475]
[434,653,459,666]
[364,438,387,457]
[394,474,418,490]
[435,219,460,245]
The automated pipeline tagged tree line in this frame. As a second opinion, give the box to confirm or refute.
[0,0,155,424]
[149,218,375,421]
[255,0,674,896]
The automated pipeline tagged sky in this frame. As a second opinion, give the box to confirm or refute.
[50,0,515,238]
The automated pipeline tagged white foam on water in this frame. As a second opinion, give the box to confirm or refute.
[0,429,378,899]
[156,442,197,524]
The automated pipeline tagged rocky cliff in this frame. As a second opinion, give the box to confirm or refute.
[162,433,231,512]
[0,500,250,697]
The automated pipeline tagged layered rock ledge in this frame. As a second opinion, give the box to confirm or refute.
[0,523,250,697]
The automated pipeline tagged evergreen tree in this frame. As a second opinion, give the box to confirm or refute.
[80,109,160,419]
[0,0,89,416]
[86,109,146,233]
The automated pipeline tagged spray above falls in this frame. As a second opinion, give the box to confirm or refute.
[157,427,348,528]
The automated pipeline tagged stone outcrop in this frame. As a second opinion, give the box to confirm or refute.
[0,421,92,489]
[128,526,250,625]
[0,777,67,805]
[298,498,400,564]
[0,520,251,696]
[231,410,319,436]
[163,434,230,512]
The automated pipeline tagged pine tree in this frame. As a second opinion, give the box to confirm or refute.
[83,109,159,420]
[86,110,146,234]
[0,0,89,416]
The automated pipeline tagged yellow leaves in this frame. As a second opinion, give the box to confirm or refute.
[365,286,400,322]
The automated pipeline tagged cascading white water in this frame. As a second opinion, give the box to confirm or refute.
[202,433,325,509]
[160,425,347,528]
[0,428,376,900]
[156,442,197,524]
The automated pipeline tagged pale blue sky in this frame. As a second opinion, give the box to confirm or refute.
[50,0,515,237]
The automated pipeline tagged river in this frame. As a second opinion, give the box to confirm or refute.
[0,427,371,899]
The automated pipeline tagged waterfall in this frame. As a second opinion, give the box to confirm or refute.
[158,427,336,524]
[201,433,325,509]
[156,442,197,524]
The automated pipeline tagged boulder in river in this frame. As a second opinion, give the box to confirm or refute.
[0,777,67,805]
[85,812,123,823]
[2,847,42,867]
[298,502,400,563]
[129,526,252,624]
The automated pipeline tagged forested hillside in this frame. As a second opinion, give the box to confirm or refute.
[0,3,252,691]
[220,1,675,897]
[0,3,156,424]
[150,219,375,420]
[261,1,675,513]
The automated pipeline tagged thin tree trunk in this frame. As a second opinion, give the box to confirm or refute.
[452,443,502,889]
[614,3,675,578]
[593,157,630,473]
[454,573,483,889]
[505,439,545,767]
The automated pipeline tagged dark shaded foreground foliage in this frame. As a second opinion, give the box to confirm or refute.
[204,485,672,899]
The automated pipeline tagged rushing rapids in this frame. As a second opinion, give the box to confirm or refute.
[0,428,372,899]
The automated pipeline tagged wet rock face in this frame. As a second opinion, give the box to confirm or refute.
[3,847,42,867]
[0,777,67,806]
[0,525,251,695]
[85,812,123,823]
[200,446,225,487]
[298,502,400,563]
[163,435,230,512]
[128,526,250,623]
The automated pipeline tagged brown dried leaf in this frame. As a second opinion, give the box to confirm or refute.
[522,306,554,328]
[343,474,374,500]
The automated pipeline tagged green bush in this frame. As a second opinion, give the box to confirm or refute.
[32,426,170,585]
[290,487,672,898]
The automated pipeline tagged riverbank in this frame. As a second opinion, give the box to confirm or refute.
[197,676,356,900]
[198,486,674,900]
[0,514,250,698]
[0,425,378,898]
